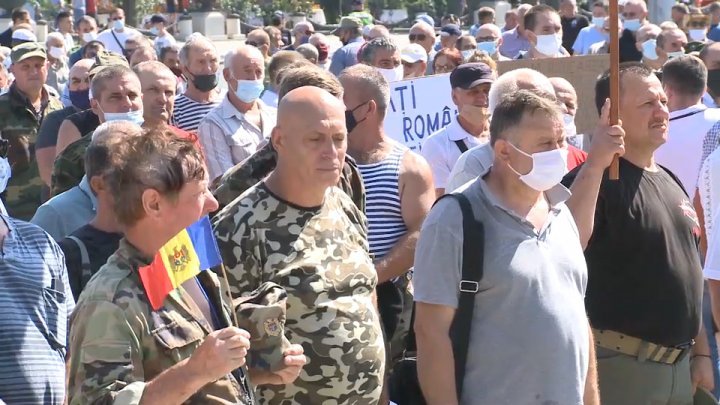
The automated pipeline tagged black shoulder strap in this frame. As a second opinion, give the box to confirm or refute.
[67,235,92,288]
[110,30,125,53]
[454,139,468,153]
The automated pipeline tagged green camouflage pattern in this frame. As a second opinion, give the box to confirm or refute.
[68,238,254,405]
[234,282,291,373]
[213,184,385,405]
[212,142,367,215]
[50,133,91,197]
[0,84,64,220]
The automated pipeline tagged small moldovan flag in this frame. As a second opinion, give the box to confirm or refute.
[139,216,222,310]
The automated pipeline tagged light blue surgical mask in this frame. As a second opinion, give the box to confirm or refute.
[150,26,160,36]
[101,108,145,126]
[0,156,10,195]
[461,49,474,60]
[477,40,497,55]
[233,78,264,103]
[642,39,658,60]
[624,19,641,32]
[592,17,606,29]
[113,19,125,31]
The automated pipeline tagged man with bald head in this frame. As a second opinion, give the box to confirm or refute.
[368,24,391,40]
[550,77,588,165]
[655,28,688,67]
[134,61,178,130]
[476,24,510,61]
[198,45,276,181]
[634,23,662,69]
[214,86,385,405]
[284,21,315,51]
[409,21,437,74]
[247,28,272,63]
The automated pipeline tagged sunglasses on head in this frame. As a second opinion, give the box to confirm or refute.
[409,33,427,41]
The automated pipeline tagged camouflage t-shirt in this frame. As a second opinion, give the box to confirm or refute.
[213,184,385,405]
[68,238,255,405]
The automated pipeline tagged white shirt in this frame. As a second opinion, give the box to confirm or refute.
[420,117,487,189]
[656,103,720,195]
[446,142,495,193]
[154,33,177,52]
[62,32,75,51]
[197,96,277,180]
[96,27,142,55]
[700,148,720,279]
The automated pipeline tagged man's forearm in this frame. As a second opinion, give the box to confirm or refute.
[693,321,711,357]
[417,332,458,405]
[140,358,208,405]
[375,231,419,283]
[567,164,605,249]
[584,325,600,405]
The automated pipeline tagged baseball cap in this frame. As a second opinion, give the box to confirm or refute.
[150,14,167,24]
[235,282,292,372]
[332,16,362,35]
[401,43,428,63]
[450,62,495,89]
[89,50,129,76]
[439,24,462,37]
[415,14,435,27]
[273,10,285,18]
[11,28,37,43]
[11,42,46,64]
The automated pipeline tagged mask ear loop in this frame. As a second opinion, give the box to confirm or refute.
[504,141,533,177]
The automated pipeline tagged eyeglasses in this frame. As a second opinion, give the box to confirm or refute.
[476,36,496,42]
[409,33,427,41]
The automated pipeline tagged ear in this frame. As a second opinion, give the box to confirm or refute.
[451,88,460,106]
[140,188,163,221]
[656,46,665,59]
[223,67,231,83]
[89,175,105,195]
[90,97,101,117]
[493,138,512,163]
[271,126,283,151]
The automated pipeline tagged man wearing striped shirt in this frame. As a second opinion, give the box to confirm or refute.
[339,64,435,362]
[172,34,221,133]
[0,152,75,404]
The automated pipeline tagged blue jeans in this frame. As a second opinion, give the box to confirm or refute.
[703,282,720,398]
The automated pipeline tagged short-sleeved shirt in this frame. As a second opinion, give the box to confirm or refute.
[572,25,607,55]
[414,168,589,404]
[499,27,531,59]
[172,93,221,133]
[421,117,487,189]
[700,149,720,280]
[31,175,96,241]
[35,106,79,149]
[213,184,385,404]
[0,215,75,404]
[68,238,254,405]
[562,158,703,346]
[329,37,364,76]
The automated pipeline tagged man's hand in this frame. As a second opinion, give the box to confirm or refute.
[692,355,715,393]
[585,98,626,171]
[188,327,251,382]
[251,344,307,385]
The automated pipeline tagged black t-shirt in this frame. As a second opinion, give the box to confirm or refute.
[36,106,78,149]
[561,15,589,54]
[619,29,643,62]
[66,109,100,139]
[562,158,703,346]
[58,224,123,301]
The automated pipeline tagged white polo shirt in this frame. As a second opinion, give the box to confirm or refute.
[420,117,487,190]
[700,148,720,280]
[655,104,720,195]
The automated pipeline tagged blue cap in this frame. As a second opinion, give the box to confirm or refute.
[415,14,435,27]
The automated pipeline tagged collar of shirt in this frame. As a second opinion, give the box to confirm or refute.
[220,95,268,121]
[446,116,476,141]
[79,175,98,212]
[669,103,707,120]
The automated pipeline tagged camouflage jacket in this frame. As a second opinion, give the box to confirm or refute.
[213,185,385,405]
[212,142,366,215]
[68,238,255,405]
[50,133,91,197]
[0,84,64,220]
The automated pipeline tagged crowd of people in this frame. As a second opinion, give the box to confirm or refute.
[3,0,720,403]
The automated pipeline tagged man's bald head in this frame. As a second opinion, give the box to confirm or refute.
[225,45,265,83]
[550,77,578,115]
[700,41,720,70]
[368,25,391,40]
[247,29,271,57]
[133,60,175,81]
[277,86,346,129]
[489,68,556,113]
[69,58,94,90]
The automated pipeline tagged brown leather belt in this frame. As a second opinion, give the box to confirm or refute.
[592,329,693,365]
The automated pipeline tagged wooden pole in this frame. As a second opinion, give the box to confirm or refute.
[608,0,621,180]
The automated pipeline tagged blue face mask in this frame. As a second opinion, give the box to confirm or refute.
[102,108,145,126]
[69,88,90,110]
[642,39,658,60]
[477,41,497,55]
[113,18,125,31]
[233,78,264,103]
[624,19,641,32]
[461,49,474,60]
[150,26,160,36]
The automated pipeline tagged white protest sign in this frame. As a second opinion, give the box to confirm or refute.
[383,74,456,152]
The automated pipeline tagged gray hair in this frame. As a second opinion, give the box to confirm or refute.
[488,68,556,113]
[339,64,391,118]
[46,31,65,46]
[179,33,217,67]
[359,37,399,65]
[296,43,319,62]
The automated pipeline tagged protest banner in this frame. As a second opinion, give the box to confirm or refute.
[383,55,610,151]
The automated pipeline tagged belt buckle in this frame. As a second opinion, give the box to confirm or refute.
[459,280,479,293]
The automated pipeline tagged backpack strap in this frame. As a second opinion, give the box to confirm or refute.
[67,235,92,288]
[453,139,468,153]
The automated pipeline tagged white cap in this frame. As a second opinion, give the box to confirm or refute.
[401,43,428,63]
[12,29,37,43]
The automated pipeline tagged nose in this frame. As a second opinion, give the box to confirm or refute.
[204,191,219,214]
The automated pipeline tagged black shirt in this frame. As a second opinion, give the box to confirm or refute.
[66,109,100,137]
[58,223,123,301]
[620,29,643,62]
[0,28,12,48]
[35,106,78,149]
[562,158,703,346]
[561,15,589,54]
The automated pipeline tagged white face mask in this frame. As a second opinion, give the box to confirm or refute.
[461,49,474,60]
[667,51,685,60]
[82,32,97,43]
[689,29,706,41]
[535,34,562,56]
[378,65,404,83]
[48,46,65,60]
[563,113,577,138]
[507,143,569,192]
[113,19,125,31]
[100,107,145,126]
[641,39,658,60]
[0,156,10,194]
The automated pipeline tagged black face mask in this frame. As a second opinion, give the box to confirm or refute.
[187,70,218,92]
[345,101,369,133]
[708,69,720,100]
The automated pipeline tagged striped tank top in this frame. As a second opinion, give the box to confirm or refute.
[357,143,408,259]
